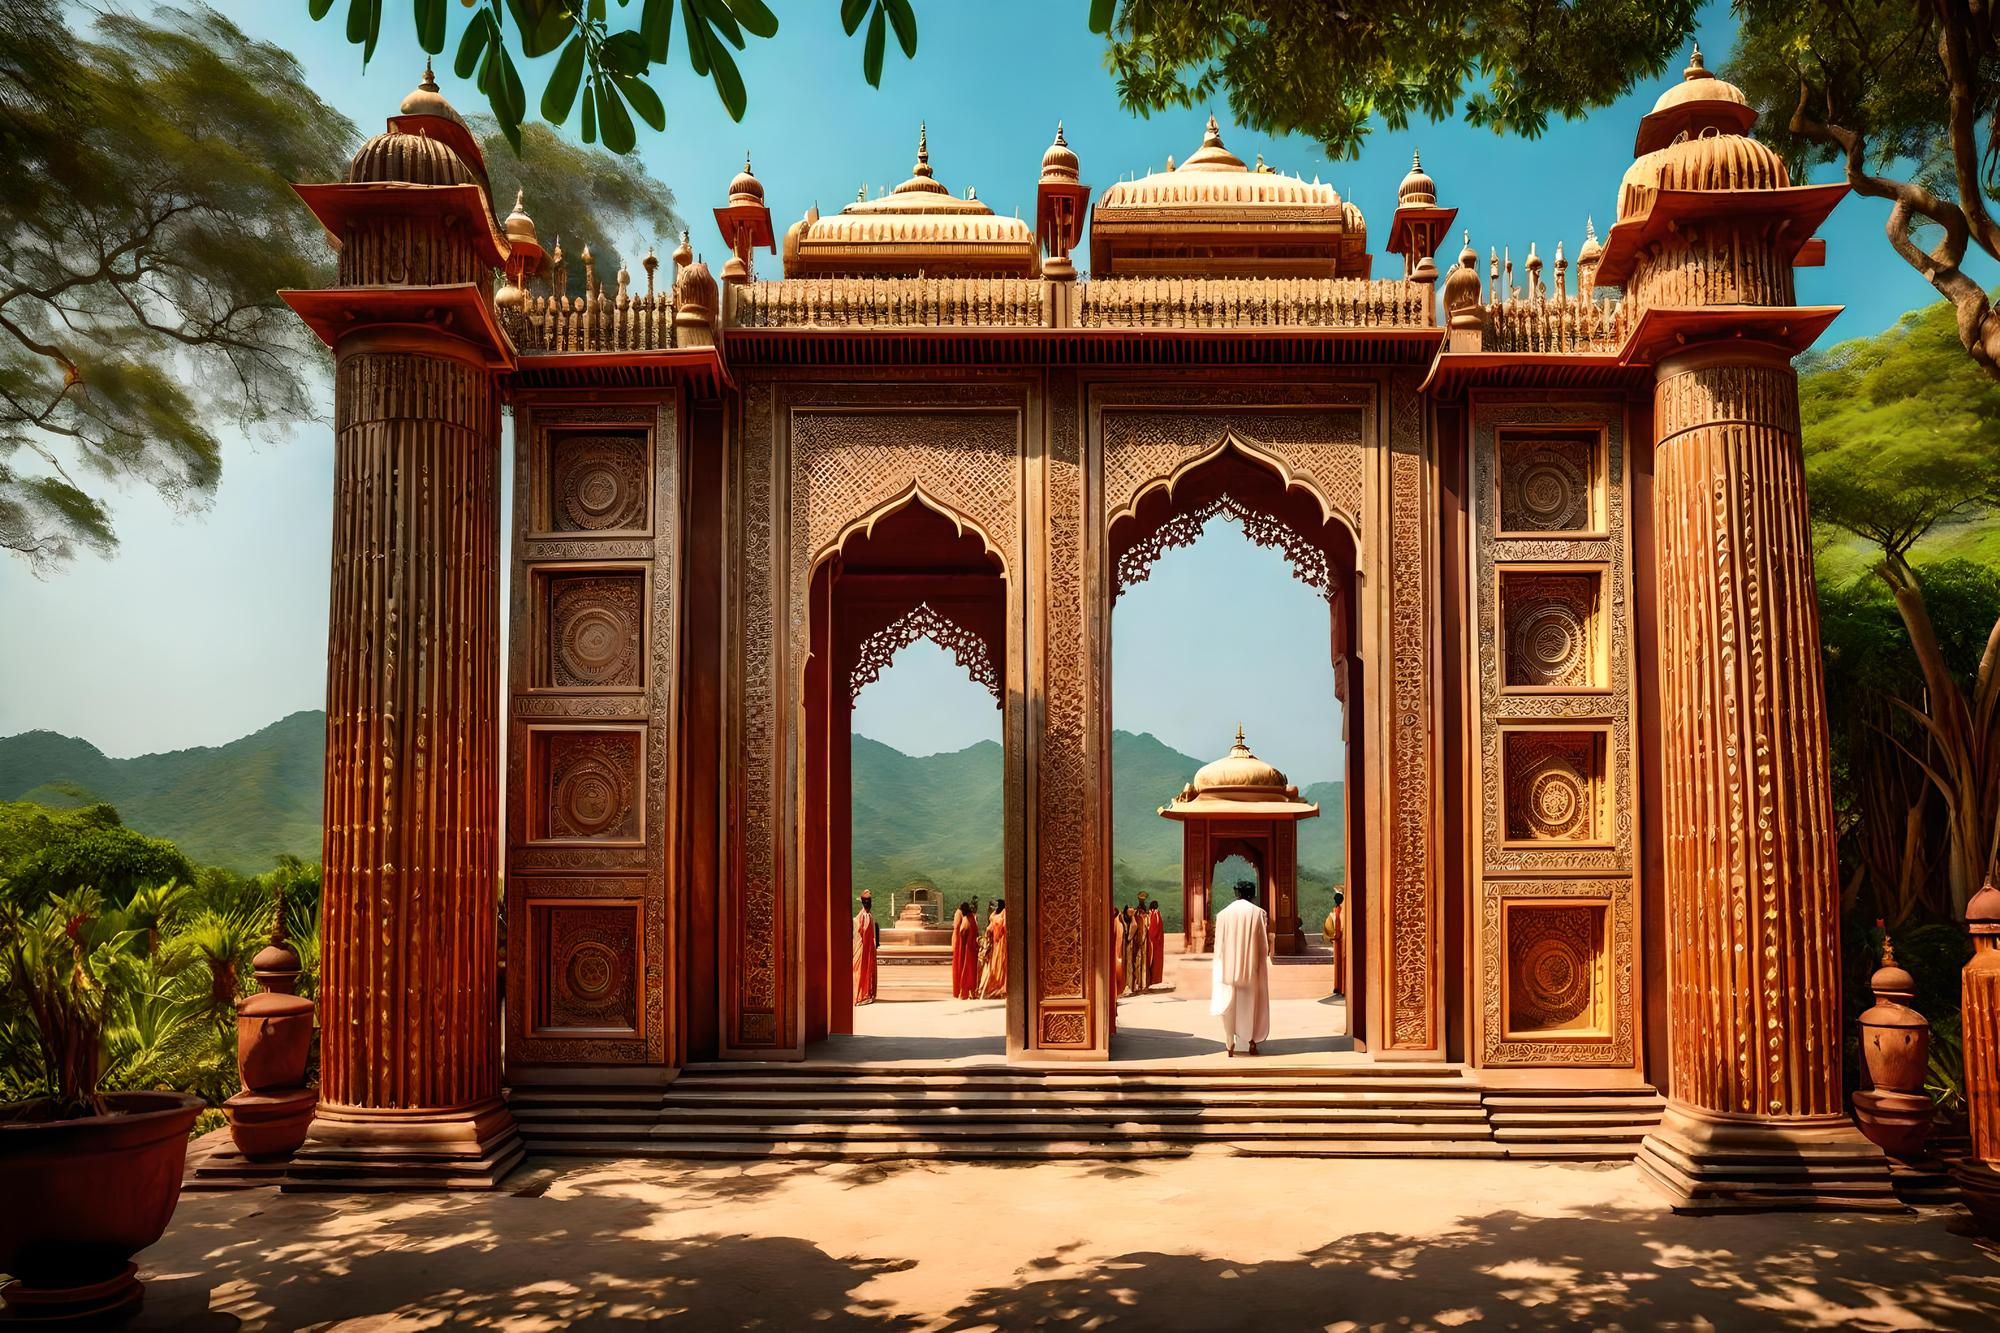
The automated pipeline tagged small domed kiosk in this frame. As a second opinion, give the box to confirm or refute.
[1159,728,1319,955]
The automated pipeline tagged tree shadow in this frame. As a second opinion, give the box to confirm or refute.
[934,1206,2000,1331]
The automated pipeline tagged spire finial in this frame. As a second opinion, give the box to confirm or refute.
[745,150,753,172]
[421,57,437,92]
[1204,112,1221,145]
[1585,215,1598,244]
[1234,723,1247,750]
[1054,119,1066,146]
[1412,149,1422,170]
[1685,40,1709,80]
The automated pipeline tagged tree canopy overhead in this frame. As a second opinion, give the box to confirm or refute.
[1086,0,1704,159]
[1730,0,2000,381]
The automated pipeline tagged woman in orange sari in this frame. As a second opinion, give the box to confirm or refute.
[979,900,1008,998]
[1112,906,1126,997]
[950,900,980,999]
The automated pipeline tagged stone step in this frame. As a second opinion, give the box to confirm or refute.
[678,1062,1469,1081]
[522,1117,1495,1143]
[513,1103,1492,1129]
[518,1136,1509,1161]
[1491,1123,1651,1141]
[1481,1093,1667,1110]
[649,1086,1486,1109]
[1488,1110,1663,1129]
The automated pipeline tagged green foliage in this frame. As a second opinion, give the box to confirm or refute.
[0,3,358,573]
[0,812,194,907]
[313,0,914,155]
[1089,1,1702,160]
[1799,299,2000,560]
[0,797,322,1117]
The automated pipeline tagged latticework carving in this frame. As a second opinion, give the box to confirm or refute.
[1506,904,1603,1033]
[849,602,1001,705]
[1484,294,1624,354]
[1498,435,1596,533]
[548,432,648,533]
[1102,405,1367,532]
[733,277,1044,328]
[1501,572,1601,689]
[1080,277,1429,329]
[544,571,645,689]
[1386,371,1436,1051]
[1115,492,1334,601]
[1504,730,1603,843]
[1037,370,1090,1029]
[544,730,643,842]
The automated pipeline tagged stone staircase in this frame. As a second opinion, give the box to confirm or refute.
[510,1064,1664,1163]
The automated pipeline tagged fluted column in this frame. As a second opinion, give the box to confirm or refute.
[1636,341,1888,1210]
[294,334,521,1187]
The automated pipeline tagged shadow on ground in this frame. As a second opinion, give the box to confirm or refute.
[133,1160,2000,1331]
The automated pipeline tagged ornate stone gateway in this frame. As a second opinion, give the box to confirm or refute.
[287,58,1889,1206]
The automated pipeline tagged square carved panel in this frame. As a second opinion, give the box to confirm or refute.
[1497,431,1600,535]
[544,429,649,534]
[1502,729,1608,844]
[530,900,641,1035]
[535,569,646,690]
[529,727,645,843]
[1503,902,1608,1037]
[1500,570,1604,689]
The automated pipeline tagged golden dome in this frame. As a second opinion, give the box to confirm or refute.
[503,189,538,245]
[399,59,465,126]
[781,123,1038,277]
[728,153,765,205]
[1633,42,1758,155]
[1040,121,1079,183]
[1190,727,1291,798]
[346,128,476,186]
[1398,150,1436,206]
[1617,131,1790,220]
[1650,43,1749,118]
[1096,116,1343,212]
[1576,216,1602,262]
[1441,231,1481,310]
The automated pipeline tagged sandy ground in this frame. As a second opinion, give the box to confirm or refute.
[133,1155,2000,1331]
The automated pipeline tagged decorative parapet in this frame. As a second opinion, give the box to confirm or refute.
[729,276,1046,328]
[503,288,679,353]
[1485,295,1626,354]
[1077,277,1430,329]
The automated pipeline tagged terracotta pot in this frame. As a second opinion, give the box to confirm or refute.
[1860,1011,1931,1095]
[1852,1088,1933,1159]
[0,1090,205,1323]
[223,1086,319,1161]
[236,991,314,1092]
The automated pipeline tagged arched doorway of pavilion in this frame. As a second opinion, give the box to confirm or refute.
[1106,443,1361,1059]
[800,494,1013,1058]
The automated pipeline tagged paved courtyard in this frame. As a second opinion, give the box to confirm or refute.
[137,1155,2000,1330]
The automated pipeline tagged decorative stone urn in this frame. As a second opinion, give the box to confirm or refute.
[1955,879,2000,1234]
[223,894,319,1162]
[1852,929,1933,1159]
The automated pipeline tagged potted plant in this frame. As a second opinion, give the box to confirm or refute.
[0,888,204,1324]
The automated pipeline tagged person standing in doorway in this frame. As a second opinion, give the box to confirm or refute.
[1325,889,1346,997]
[1147,900,1166,989]
[1211,880,1272,1056]
[950,900,980,1000]
[1112,906,1127,997]
[853,890,879,1006]
[1127,903,1151,996]
[979,899,1008,998]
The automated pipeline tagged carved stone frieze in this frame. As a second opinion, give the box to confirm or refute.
[547,431,650,535]
[541,570,646,690]
[1498,434,1597,534]
[1500,571,1602,689]
[849,602,1001,705]
[1503,730,1607,843]
[1038,370,1091,1029]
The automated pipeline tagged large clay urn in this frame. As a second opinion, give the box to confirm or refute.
[0,1090,205,1323]
[1852,931,1932,1159]
[223,897,318,1162]
[236,991,314,1092]
[1954,880,2000,1234]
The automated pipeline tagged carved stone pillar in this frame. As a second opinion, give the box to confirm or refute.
[283,76,521,1188]
[1635,342,1888,1210]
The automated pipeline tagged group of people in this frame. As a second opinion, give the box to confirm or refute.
[950,899,1008,999]
[1113,896,1165,996]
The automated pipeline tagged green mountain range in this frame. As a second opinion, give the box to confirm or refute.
[0,711,325,873]
[0,714,1345,926]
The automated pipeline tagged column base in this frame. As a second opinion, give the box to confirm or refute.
[1636,1101,1897,1213]
[1952,1160,2000,1235]
[283,1097,524,1192]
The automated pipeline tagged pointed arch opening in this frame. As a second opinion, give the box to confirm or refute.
[801,492,1010,1051]
[1106,440,1361,1055]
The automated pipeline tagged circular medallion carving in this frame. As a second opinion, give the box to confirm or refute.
[1527,768,1587,839]
[1518,934,1591,1024]
[1511,603,1586,685]
[1507,448,1586,531]
[553,437,647,532]
[565,940,624,1003]
[553,748,634,837]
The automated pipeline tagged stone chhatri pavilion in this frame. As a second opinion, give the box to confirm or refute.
[278,48,1873,1210]
[1159,728,1320,956]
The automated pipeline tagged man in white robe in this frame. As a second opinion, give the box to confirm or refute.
[1210,880,1272,1055]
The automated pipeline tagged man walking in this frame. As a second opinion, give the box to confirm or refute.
[1210,879,1271,1056]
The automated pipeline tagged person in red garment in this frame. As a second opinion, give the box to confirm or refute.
[853,890,879,1006]
[978,900,1008,998]
[950,900,980,999]
[1147,900,1166,988]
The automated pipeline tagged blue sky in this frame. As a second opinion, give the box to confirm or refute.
[0,1,1963,789]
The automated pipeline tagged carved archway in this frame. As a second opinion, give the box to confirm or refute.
[848,600,1002,707]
